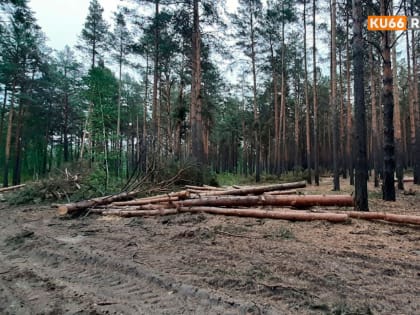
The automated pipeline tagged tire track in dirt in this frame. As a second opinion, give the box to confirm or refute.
[0,224,279,315]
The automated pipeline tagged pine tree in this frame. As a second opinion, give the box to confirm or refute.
[231,0,263,182]
[79,0,109,69]
[352,0,368,210]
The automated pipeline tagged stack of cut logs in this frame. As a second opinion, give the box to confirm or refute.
[56,180,420,225]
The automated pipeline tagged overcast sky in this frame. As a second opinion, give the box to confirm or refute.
[28,0,122,51]
[28,0,238,52]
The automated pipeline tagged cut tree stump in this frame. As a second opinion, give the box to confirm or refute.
[178,207,349,223]
[176,194,354,208]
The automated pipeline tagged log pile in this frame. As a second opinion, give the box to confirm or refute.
[56,181,420,226]
[59,181,352,223]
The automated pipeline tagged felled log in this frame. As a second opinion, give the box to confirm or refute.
[98,208,178,217]
[90,203,170,214]
[179,207,349,223]
[0,184,26,193]
[112,196,178,206]
[185,185,224,191]
[190,181,307,197]
[347,211,386,220]
[340,211,420,225]
[176,194,354,208]
[264,189,298,195]
[58,191,140,215]
[58,190,189,215]
[111,190,189,206]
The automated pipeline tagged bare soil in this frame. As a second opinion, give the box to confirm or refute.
[0,178,419,314]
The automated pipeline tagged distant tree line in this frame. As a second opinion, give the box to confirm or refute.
[0,0,419,205]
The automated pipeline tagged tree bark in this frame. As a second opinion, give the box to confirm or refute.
[190,0,204,168]
[0,88,8,150]
[152,0,160,145]
[176,194,354,208]
[381,1,396,201]
[369,40,380,188]
[250,3,260,182]
[303,0,311,184]
[352,0,369,210]
[3,82,16,188]
[188,181,306,197]
[312,0,319,185]
[412,28,420,184]
[331,0,339,191]
[392,29,403,190]
[345,16,353,184]
[347,211,420,225]
[58,191,139,215]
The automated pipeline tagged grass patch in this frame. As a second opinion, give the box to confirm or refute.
[216,171,306,187]
[265,226,295,240]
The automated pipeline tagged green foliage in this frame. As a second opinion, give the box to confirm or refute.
[79,0,109,67]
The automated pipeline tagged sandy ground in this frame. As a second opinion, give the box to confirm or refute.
[0,178,419,314]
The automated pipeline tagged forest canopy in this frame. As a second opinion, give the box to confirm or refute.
[0,0,419,205]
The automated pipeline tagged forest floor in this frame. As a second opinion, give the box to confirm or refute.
[0,178,419,315]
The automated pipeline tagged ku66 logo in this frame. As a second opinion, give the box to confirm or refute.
[368,16,407,31]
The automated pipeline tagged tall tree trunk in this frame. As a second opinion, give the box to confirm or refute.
[352,0,369,210]
[0,88,8,151]
[63,65,69,163]
[280,4,286,174]
[3,83,15,187]
[142,52,149,171]
[270,37,279,175]
[392,29,403,190]
[250,5,260,182]
[116,36,123,177]
[412,28,420,184]
[152,0,160,146]
[346,16,353,185]
[294,57,300,171]
[303,0,311,184]
[190,0,204,170]
[12,96,24,185]
[381,0,396,201]
[339,48,345,178]
[404,0,415,169]
[369,42,380,188]
[100,98,109,190]
[63,91,69,162]
[312,0,319,185]
[331,0,339,190]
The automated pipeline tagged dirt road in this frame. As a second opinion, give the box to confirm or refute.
[0,183,419,314]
